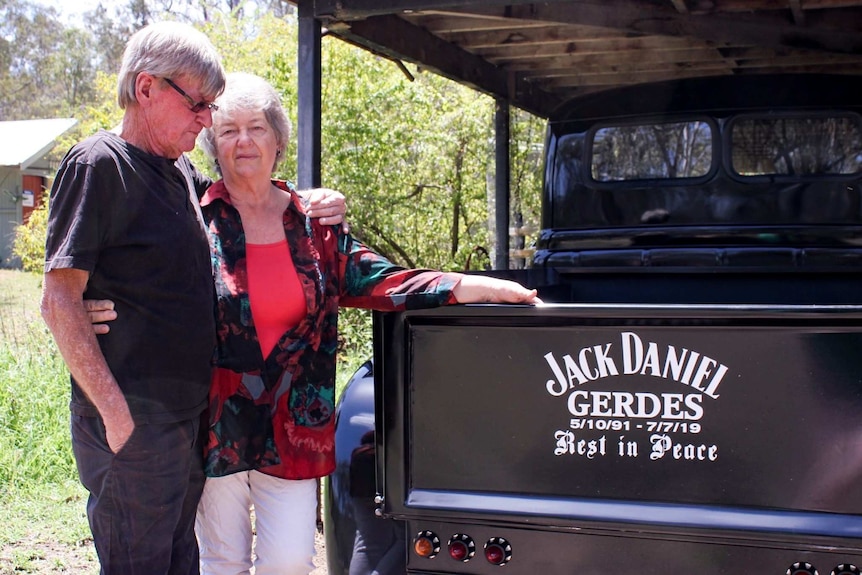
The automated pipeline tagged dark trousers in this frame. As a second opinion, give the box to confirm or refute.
[71,413,206,575]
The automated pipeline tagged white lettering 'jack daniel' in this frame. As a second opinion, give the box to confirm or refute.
[544,331,730,400]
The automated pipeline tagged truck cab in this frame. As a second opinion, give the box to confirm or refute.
[325,73,862,575]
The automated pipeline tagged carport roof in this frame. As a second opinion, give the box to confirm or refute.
[0,118,77,170]
[303,0,862,118]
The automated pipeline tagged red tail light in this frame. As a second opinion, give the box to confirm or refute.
[448,534,475,562]
[484,537,512,566]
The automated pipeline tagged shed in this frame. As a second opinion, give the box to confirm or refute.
[0,118,78,267]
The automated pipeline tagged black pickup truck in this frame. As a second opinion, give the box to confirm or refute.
[325,73,862,575]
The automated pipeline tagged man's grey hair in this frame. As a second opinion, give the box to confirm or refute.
[117,21,225,109]
[198,72,292,175]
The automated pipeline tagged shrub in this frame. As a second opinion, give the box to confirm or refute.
[12,200,48,273]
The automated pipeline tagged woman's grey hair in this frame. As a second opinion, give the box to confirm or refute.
[198,72,292,175]
[117,21,225,109]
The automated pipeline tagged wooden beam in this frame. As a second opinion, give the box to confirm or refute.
[475,36,728,60]
[524,51,862,80]
[312,0,572,19]
[327,14,562,116]
[728,52,862,67]
[536,59,862,88]
[445,2,862,53]
[411,16,555,35]
[502,46,736,72]
[734,64,862,74]
[719,45,862,66]
[435,24,635,48]
[539,60,733,83]
[540,67,733,88]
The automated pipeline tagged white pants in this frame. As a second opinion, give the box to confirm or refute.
[196,471,317,575]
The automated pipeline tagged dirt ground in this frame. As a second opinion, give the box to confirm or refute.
[0,530,328,574]
[0,537,99,574]
[312,531,328,574]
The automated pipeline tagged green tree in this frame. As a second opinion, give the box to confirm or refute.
[0,0,135,120]
[55,71,125,152]
[84,2,143,73]
[316,40,494,270]
[0,0,67,119]
[50,27,98,113]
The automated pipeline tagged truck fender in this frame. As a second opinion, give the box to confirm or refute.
[324,359,406,575]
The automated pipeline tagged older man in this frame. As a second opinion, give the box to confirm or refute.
[40,21,343,575]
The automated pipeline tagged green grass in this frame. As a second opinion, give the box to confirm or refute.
[0,271,79,488]
[0,269,42,344]
[0,270,97,573]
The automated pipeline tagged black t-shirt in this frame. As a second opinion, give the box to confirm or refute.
[45,130,216,423]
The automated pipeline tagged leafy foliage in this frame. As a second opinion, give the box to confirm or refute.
[11,199,48,273]
[56,72,125,152]
[0,0,118,120]
[318,42,491,270]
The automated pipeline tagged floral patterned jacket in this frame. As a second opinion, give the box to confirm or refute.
[200,180,463,479]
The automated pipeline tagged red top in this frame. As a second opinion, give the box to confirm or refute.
[246,240,306,357]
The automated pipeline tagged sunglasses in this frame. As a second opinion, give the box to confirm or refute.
[163,77,219,113]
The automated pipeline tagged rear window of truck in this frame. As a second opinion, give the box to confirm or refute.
[590,119,714,182]
[729,113,862,177]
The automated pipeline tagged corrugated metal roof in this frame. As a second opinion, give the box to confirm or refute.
[0,118,78,168]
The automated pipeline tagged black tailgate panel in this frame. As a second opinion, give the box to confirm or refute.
[376,304,862,541]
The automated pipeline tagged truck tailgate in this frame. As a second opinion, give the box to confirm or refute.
[374,304,862,574]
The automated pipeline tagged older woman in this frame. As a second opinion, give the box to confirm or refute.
[193,72,540,575]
